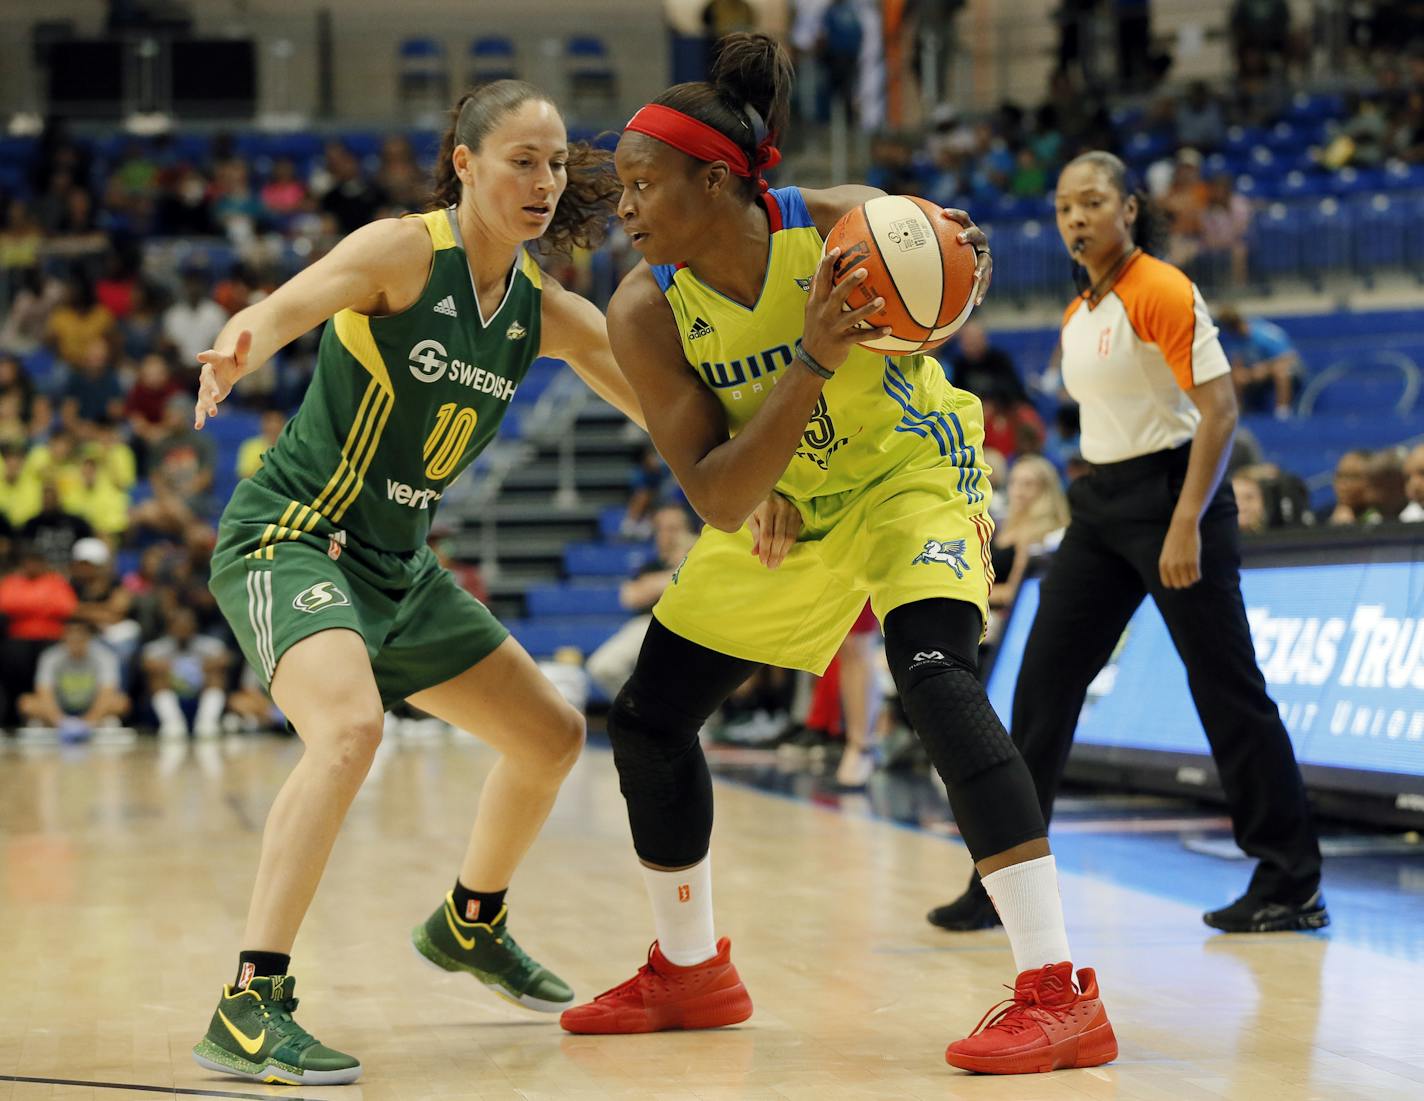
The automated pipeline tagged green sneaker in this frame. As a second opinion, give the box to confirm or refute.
[412,892,574,1012]
[192,975,361,1086]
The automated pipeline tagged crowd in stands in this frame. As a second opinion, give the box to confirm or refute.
[2,7,1421,747]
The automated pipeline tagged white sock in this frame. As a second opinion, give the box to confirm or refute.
[640,856,717,966]
[154,690,188,736]
[194,688,226,737]
[981,855,1073,974]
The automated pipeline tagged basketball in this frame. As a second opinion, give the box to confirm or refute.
[824,194,979,354]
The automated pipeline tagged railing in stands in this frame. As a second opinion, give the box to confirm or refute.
[442,362,587,579]
[1297,350,1422,418]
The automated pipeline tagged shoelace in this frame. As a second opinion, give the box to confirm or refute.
[591,944,660,1003]
[491,927,538,972]
[261,997,320,1054]
[967,966,1076,1038]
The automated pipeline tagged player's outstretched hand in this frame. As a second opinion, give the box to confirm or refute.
[800,247,892,374]
[194,329,252,430]
[748,492,802,569]
[938,208,993,307]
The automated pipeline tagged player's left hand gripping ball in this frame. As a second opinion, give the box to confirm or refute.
[940,208,993,307]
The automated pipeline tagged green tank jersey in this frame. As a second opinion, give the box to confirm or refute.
[253,208,542,554]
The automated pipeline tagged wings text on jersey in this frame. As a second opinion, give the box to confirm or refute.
[698,344,794,390]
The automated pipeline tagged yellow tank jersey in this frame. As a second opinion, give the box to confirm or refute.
[650,186,987,506]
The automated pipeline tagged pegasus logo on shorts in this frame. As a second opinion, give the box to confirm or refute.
[912,538,971,579]
[293,581,351,614]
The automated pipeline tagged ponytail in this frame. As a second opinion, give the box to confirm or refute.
[649,32,793,200]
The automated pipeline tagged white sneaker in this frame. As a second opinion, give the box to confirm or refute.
[835,745,875,789]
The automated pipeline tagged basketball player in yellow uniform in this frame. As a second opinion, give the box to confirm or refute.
[560,34,1118,1075]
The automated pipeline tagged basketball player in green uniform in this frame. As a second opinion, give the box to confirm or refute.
[560,36,1118,1075]
[188,82,645,1085]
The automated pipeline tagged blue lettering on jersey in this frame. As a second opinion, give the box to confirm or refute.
[698,344,794,390]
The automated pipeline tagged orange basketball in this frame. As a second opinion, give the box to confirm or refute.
[823,195,979,354]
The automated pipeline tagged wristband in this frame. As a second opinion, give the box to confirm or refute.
[794,339,834,380]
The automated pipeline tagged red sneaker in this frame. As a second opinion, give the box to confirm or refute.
[945,962,1117,1074]
[559,937,753,1034]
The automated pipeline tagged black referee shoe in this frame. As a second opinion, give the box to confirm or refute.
[1202,889,1330,933]
[926,878,1001,931]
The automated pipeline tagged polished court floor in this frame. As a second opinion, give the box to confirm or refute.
[3,730,1423,1100]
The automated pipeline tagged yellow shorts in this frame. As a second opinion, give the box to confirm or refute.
[654,458,995,675]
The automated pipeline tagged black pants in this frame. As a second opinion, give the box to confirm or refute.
[1011,445,1322,899]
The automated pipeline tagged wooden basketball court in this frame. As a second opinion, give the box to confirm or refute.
[3,733,1420,1100]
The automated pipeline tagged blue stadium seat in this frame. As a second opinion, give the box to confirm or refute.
[400,38,444,62]
[1303,199,1351,285]
[1233,173,1263,200]
[1383,161,1424,191]
[1405,195,1424,278]
[1264,121,1303,153]
[1354,195,1408,276]
[1124,131,1171,163]
[1278,170,1333,200]
[566,34,616,101]
[526,584,625,617]
[511,617,626,659]
[1334,166,1386,194]
[469,36,518,85]
[988,221,1061,299]
[1248,204,1303,283]
[564,542,652,577]
[1286,92,1338,125]
[598,505,626,541]
[398,39,449,120]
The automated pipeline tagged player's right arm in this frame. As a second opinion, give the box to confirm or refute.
[193,218,432,428]
[606,252,881,533]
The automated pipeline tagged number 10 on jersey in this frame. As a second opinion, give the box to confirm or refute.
[423,402,478,480]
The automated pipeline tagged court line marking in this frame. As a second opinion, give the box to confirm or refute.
[4,1073,315,1100]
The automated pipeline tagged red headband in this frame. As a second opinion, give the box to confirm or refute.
[624,103,782,191]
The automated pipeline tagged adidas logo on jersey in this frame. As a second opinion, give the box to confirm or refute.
[687,317,714,340]
[506,320,527,341]
[433,295,458,317]
[794,277,812,292]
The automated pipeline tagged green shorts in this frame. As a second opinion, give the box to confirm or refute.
[209,479,508,709]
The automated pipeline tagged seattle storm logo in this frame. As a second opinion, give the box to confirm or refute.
[912,539,971,579]
[293,581,351,614]
[408,339,448,383]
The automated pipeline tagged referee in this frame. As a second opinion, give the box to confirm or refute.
[930,151,1326,934]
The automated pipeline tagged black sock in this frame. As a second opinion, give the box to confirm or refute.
[452,880,506,924]
[235,950,291,990]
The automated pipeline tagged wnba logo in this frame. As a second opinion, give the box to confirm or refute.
[677,884,691,903]
[1098,327,1112,358]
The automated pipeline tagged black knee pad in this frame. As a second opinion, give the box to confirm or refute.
[899,657,1019,785]
[606,678,714,868]
[885,599,1047,858]
[606,680,704,806]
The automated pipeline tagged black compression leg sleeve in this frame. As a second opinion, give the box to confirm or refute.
[606,616,759,868]
[883,599,1047,860]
